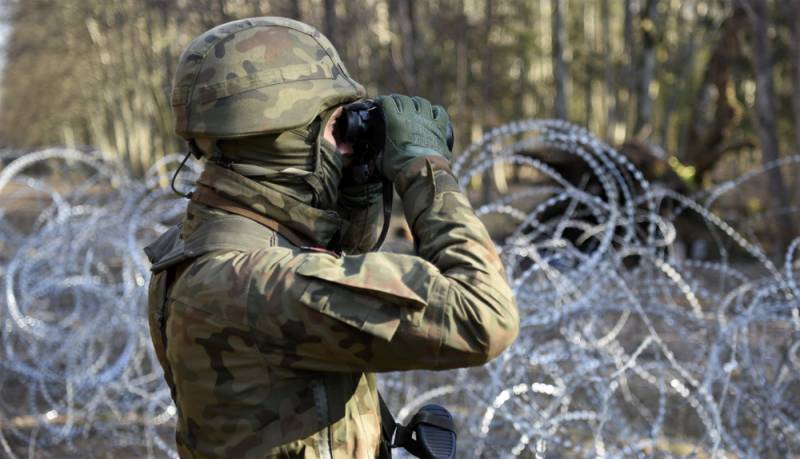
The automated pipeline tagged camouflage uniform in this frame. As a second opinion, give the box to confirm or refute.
[145,17,519,459]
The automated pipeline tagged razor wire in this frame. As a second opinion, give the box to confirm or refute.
[0,120,798,458]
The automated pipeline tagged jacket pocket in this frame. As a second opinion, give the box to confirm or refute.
[295,254,429,341]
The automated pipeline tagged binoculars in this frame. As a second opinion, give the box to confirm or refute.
[333,99,454,184]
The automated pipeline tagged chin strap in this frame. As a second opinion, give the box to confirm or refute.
[171,139,222,199]
[370,178,394,252]
[170,149,195,199]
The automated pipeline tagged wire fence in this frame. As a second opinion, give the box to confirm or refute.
[1,121,799,457]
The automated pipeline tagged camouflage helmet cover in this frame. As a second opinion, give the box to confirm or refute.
[171,17,366,139]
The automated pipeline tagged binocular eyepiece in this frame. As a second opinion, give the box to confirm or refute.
[332,99,454,184]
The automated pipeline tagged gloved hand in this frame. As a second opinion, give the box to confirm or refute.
[375,94,452,182]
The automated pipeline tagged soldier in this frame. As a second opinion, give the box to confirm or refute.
[145,17,519,458]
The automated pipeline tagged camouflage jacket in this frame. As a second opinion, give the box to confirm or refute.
[145,159,519,458]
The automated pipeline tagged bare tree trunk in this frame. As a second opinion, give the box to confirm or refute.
[621,0,635,138]
[551,0,568,120]
[601,0,614,138]
[787,0,800,153]
[581,1,592,128]
[323,0,336,45]
[747,0,795,250]
[289,0,302,21]
[660,3,692,150]
[388,0,418,92]
[512,0,530,182]
[684,7,748,185]
[634,0,658,137]
[483,0,495,124]
[454,0,469,148]
[513,0,531,121]
[405,0,419,92]
[482,0,496,203]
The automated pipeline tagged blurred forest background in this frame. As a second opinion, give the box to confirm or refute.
[0,0,799,246]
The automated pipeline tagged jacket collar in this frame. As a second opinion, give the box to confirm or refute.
[193,163,343,248]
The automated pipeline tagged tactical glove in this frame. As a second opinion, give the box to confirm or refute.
[375,95,452,182]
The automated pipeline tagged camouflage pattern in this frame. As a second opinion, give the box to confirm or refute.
[145,157,520,458]
[171,17,366,140]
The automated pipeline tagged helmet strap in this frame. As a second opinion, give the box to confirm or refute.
[170,147,195,199]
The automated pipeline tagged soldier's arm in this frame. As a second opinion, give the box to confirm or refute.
[391,156,520,368]
[249,156,519,372]
[250,94,518,371]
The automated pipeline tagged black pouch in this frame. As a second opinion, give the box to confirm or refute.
[379,395,456,459]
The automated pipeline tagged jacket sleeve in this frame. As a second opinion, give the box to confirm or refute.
[249,157,519,372]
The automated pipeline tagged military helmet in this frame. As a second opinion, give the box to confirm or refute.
[171,17,366,140]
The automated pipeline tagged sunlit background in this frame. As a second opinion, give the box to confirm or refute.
[1,1,799,248]
[1,1,800,457]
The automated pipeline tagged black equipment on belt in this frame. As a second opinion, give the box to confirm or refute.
[379,394,457,459]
